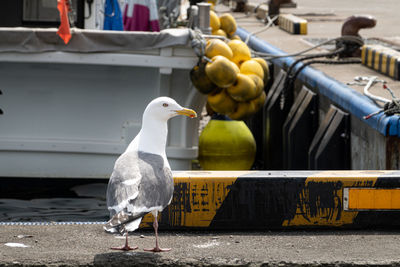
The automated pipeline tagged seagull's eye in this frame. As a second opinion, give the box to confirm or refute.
[163,103,169,107]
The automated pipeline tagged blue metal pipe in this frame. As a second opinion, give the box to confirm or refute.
[236,27,399,137]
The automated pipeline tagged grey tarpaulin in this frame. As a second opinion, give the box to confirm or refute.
[0,27,193,53]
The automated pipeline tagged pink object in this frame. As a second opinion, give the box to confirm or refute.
[123,0,160,32]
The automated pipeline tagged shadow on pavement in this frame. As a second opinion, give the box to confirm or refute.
[94,251,162,267]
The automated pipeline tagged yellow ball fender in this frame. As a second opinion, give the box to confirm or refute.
[199,115,256,170]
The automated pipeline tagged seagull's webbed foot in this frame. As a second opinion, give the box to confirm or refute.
[143,247,171,253]
[111,244,138,251]
[144,213,171,252]
[110,231,138,251]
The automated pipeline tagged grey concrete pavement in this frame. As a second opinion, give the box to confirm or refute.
[1,225,400,266]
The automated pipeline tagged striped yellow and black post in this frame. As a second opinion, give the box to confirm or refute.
[361,44,400,80]
[140,171,400,229]
[278,14,307,35]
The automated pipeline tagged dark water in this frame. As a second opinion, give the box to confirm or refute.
[0,178,109,222]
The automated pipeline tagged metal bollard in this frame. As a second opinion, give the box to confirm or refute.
[338,15,376,57]
[197,3,211,34]
[268,0,295,21]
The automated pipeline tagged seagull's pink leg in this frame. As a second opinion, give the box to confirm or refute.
[144,212,171,252]
[111,232,138,251]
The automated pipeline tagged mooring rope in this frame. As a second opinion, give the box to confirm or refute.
[279,47,348,110]
[364,84,400,119]
[252,35,363,60]
[189,29,207,59]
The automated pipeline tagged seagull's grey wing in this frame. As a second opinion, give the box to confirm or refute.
[104,151,173,232]
[132,151,174,213]
[106,151,142,218]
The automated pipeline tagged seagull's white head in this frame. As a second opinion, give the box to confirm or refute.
[133,97,197,158]
[143,97,197,121]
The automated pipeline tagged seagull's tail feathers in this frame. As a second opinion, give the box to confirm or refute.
[103,210,146,234]
[125,217,143,232]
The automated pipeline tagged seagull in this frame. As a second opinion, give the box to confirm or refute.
[104,97,197,252]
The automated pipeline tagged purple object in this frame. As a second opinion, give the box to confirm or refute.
[123,0,160,32]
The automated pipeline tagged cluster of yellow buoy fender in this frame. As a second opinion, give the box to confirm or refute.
[190,11,270,120]
[194,9,264,170]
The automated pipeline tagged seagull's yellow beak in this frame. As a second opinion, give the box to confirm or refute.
[175,108,197,118]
